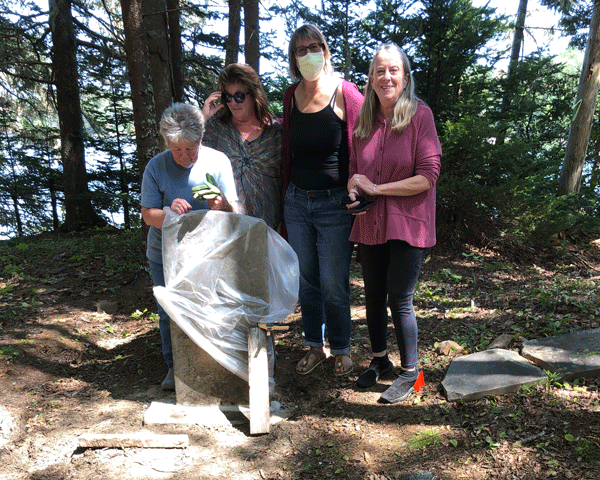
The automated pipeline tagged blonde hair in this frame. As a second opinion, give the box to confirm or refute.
[288,24,333,82]
[354,44,418,138]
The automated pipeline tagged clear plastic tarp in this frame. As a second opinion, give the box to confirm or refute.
[153,208,299,383]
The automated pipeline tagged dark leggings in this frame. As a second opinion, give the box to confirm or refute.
[359,240,426,370]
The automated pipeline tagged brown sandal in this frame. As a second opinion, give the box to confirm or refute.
[334,355,353,376]
[296,348,327,375]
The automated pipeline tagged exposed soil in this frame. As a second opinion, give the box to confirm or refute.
[1,229,600,480]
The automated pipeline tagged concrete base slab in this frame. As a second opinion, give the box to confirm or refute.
[144,399,293,428]
[442,349,547,402]
[521,327,600,381]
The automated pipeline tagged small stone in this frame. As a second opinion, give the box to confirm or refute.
[96,300,118,314]
[487,333,513,350]
[436,340,464,356]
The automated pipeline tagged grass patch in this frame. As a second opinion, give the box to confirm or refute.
[406,428,443,451]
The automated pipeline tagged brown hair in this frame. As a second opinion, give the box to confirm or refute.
[216,63,274,127]
[288,24,333,82]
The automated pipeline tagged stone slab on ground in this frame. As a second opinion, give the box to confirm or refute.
[441,348,547,401]
[144,399,293,428]
[521,327,600,381]
[78,432,189,449]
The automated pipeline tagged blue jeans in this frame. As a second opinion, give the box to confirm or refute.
[148,259,173,368]
[359,241,426,370]
[284,183,353,355]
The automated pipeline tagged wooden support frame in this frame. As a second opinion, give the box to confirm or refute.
[248,326,270,434]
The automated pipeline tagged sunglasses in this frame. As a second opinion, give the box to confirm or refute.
[222,92,247,104]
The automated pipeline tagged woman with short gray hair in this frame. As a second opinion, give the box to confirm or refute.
[141,102,239,390]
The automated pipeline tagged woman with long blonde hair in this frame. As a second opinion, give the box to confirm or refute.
[347,44,442,403]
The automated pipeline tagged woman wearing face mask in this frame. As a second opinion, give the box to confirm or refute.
[282,24,363,377]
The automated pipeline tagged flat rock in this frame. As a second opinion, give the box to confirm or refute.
[521,327,600,381]
[78,432,188,449]
[441,349,546,401]
[144,399,293,428]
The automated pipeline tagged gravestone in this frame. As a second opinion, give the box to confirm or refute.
[154,209,298,417]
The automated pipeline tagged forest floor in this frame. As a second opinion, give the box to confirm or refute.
[1,228,600,480]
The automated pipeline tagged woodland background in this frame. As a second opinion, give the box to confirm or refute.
[1,3,600,479]
[0,0,599,245]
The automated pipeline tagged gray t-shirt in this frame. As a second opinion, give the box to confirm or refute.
[141,146,238,264]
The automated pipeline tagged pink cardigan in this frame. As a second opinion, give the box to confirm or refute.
[349,101,442,248]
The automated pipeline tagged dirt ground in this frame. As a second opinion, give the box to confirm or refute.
[1,229,600,480]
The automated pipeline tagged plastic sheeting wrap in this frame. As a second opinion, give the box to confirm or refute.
[153,208,299,383]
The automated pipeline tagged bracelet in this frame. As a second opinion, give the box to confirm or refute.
[373,184,377,195]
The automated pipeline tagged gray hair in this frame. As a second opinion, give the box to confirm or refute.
[288,24,333,82]
[159,103,205,144]
[354,44,417,138]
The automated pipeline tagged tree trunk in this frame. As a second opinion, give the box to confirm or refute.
[166,0,183,102]
[508,0,528,77]
[49,0,102,231]
[226,0,242,66]
[43,129,60,231]
[119,0,161,180]
[243,0,259,73]
[49,174,59,231]
[558,0,600,195]
[111,92,131,229]
[342,0,352,81]
[497,0,528,146]
[142,0,173,150]
[10,192,23,237]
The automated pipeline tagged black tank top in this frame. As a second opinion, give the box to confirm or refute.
[289,86,349,190]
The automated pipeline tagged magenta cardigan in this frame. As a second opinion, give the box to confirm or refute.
[349,101,442,248]
[279,80,364,238]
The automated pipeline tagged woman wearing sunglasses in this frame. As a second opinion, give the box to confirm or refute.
[202,63,283,231]
[281,24,363,377]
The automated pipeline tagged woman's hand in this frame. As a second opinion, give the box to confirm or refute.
[349,174,377,197]
[170,198,192,215]
[207,194,234,212]
[345,189,360,209]
[342,188,366,215]
[201,91,225,121]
